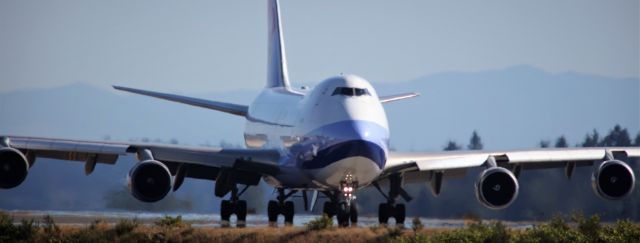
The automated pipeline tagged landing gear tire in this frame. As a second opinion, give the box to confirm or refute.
[378,203,405,225]
[337,203,349,227]
[336,203,357,227]
[221,200,232,226]
[323,201,337,218]
[394,204,406,225]
[378,203,390,225]
[349,203,358,226]
[267,199,295,226]
[236,200,247,227]
[267,200,279,225]
[220,200,247,227]
[284,201,295,225]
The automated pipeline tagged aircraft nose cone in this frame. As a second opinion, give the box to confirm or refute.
[301,140,386,170]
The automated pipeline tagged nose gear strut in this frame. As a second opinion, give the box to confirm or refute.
[340,175,358,209]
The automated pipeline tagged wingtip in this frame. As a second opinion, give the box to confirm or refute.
[112,85,133,92]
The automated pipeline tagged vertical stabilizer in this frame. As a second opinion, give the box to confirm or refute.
[266,0,291,89]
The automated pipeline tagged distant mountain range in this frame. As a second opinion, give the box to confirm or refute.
[1,65,637,150]
[0,65,638,219]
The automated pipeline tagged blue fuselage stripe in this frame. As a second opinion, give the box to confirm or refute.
[295,120,389,170]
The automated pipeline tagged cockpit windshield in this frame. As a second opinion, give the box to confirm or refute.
[331,87,370,97]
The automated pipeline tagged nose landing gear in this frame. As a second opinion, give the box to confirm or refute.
[321,191,358,227]
[341,179,357,210]
[322,176,359,227]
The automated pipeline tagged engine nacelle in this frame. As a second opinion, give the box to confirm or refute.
[592,160,635,200]
[128,160,173,202]
[0,148,29,189]
[475,167,519,209]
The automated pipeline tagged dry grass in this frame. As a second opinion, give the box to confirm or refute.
[169,226,389,243]
[29,225,419,243]
[2,212,639,243]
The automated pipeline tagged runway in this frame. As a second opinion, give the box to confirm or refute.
[4,210,535,229]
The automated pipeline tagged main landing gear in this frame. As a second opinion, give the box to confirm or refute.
[220,184,249,227]
[373,174,412,226]
[267,188,296,226]
[215,169,252,227]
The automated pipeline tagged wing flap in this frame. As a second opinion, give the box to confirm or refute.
[8,136,128,164]
[28,150,119,164]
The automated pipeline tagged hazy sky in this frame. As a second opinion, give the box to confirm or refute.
[0,0,638,93]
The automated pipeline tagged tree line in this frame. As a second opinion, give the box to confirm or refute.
[443,124,640,151]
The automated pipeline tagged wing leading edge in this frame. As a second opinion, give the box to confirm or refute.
[113,86,248,117]
[379,92,420,103]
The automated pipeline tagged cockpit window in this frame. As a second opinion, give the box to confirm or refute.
[354,88,370,96]
[331,87,370,97]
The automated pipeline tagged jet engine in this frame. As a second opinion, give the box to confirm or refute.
[0,148,29,189]
[475,167,519,209]
[592,160,635,200]
[128,160,173,202]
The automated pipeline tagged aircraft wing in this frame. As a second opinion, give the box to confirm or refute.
[383,147,640,178]
[379,147,640,208]
[1,135,281,183]
[113,86,249,117]
[379,92,420,103]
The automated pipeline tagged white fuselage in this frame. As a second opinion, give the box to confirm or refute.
[243,75,390,190]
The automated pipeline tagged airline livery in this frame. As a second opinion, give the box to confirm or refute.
[1,0,638,227]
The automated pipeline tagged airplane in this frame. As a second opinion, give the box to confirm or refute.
[1,0,639,227]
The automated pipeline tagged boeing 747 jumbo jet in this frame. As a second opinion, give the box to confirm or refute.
[1,0,639,227]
